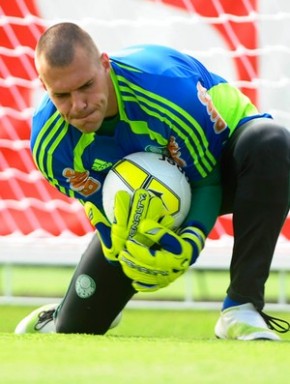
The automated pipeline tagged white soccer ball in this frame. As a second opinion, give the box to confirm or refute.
[102,152,191,229]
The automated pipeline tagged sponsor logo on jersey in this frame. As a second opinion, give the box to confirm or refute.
[63,168,101,197]
[197,81,227,133]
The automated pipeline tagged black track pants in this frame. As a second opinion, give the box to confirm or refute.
[55,235,136,334]
[220,119,290,310]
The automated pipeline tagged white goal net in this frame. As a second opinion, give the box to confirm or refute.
[1,0,290,263]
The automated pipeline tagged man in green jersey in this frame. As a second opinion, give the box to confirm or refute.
[15,22,290,340]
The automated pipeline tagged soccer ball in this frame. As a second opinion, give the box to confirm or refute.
[102,152,191,228]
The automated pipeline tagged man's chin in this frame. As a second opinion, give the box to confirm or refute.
[73,123,100,134]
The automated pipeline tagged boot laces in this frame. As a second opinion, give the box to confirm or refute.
[34,309,55,331]
[259,310,290,334]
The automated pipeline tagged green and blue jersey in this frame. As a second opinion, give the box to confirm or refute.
[31,44,271,212]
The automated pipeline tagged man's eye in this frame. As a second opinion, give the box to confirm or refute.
[54,93,68,99]
[81,82,93,90]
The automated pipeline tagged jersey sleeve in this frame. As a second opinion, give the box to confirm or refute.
[31,95,104,208]
[186,166,222,235]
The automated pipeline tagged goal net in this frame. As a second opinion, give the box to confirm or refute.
[1,0,290,261]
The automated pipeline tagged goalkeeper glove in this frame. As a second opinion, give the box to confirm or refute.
[85,189,173,263]
[119,220,206,292]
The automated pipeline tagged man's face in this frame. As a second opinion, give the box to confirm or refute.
[37,47,113,133]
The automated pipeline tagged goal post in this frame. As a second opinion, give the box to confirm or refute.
[1,0,290,260]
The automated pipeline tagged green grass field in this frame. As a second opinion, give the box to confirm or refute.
[1,268,290,383]
[2,306,290,383]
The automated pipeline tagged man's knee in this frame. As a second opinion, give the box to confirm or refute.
[234,121,290,174]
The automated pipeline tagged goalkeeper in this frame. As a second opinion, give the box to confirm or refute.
[15,22,290,340]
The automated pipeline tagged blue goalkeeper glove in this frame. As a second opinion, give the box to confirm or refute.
[119,220,206,292]
[85,189,173,263]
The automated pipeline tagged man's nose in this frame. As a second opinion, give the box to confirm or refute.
[71,92,87,113]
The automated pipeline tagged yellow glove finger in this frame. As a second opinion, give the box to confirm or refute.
[139,219,205,264]
[112,189,174,246]
[113,190,131,225]
[85,201,110,228]
[126,189,171,246]
[124,238,188,273]
[159,214,175,229]
[144,194,175,228]
[119,246,171,287]
[126,189,151,240]
[131,281,160,293]
[85,201,120,262]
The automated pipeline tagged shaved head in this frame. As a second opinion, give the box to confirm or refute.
[35,22,100,68]
[34,22,117,133]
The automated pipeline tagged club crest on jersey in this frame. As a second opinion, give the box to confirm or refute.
[63,168,101,197]
[145,135,186,168]
[166,136,186,167]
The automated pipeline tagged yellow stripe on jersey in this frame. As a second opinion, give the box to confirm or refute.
[32,110,60,171]
[46,122,69,191]
[32,112,72,195]
[73,133,95,171]
[116,75,216,177]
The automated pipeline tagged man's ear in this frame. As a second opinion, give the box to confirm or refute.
[100,53,111,71]
[39,76,47,90]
